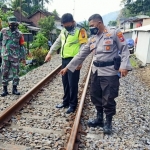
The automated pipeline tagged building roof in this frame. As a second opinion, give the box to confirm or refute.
[120,15,150,24]
[132,24,150,31]
[27,25,40,31]
[14,10,32,24]
[28,10,60,20]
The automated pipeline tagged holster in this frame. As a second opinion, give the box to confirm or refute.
[113,56,121,70]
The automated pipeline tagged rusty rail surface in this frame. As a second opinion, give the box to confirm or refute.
[0,65,61,127]
[66,61,92,150]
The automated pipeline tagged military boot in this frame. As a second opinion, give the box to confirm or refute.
[103,115,113,135]
[12,85,20,95]
[1,86,8,97]
[87,111,104,127]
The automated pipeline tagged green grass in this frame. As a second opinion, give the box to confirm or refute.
[130,57,138,68]
[19,64,39,77]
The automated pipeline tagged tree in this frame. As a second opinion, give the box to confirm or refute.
[108,21,117,26]
[18,23,29,33]
[9,0,52,16]
[38,15,56,39]
[119,0,150,18]
[0,0,9,7]
[79,20,89,32]
[0,8,13,27]
[52,9,59,17]
[31,32,48,48]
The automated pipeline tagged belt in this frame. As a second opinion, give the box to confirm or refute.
[93,61,114,67]
[62,57,73,60]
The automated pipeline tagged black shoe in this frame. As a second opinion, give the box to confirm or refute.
[66,107,76,114]
[1,86,8,97]
[56,103,69,108]
[12,85,20,95]
[103,116,113,135]
[87,112,104,127]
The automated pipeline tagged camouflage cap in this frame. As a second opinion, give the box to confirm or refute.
[7,16,18,24]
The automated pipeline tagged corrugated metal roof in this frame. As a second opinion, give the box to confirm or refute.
[27,26,40,31]
[132,24,150,31]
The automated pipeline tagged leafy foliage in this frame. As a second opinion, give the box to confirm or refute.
[19,63,30,76]
[31,48,48,65]
[108,21,117,26]
[0,8,13,28]
[31,32,48,49]
[18,23,29,33]
[38,16,56,39]
[52,9,59,17]
[79,20,89,32]
[119,0,150,18]
[9,0,52,15]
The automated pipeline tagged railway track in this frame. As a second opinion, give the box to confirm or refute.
[0,54,149,150]
[0,55,92,150]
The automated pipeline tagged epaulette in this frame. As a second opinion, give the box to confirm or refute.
[90,35,96,43]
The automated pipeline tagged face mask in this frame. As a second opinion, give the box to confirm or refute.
[65,26,74,31]
[9,24,17,32]
[89,27,99,35]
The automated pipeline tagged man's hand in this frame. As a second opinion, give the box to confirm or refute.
[59,67,68,76]
[44,53,51,62]
[76,64,82,70]
[119,69,128,77]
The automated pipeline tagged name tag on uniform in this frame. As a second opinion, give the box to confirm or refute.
[103,39,113,45]
[103,39,113,51]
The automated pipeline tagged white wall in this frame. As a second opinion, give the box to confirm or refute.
[135,32,150,64]
[132,31,138,41]
[146,32,150,63]
[125,22,130,30]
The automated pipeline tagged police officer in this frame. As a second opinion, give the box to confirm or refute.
[45,13,88,114]
[60,14,131,134]
[0,16,26,97]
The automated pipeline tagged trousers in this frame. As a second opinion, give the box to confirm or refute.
[1,59,19,86]
[62,58,80,108]
[90,71,120,116]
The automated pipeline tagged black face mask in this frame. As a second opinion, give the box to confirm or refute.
[89,27,99,35]
[9,24,17,32]
[65,26,74,31]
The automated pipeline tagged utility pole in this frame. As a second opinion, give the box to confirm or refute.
[20,0,22,23]
[42,0,43,10]
[73,0,75,18]
[142,0,145,15]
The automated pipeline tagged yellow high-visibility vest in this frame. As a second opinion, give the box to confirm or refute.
[60,28,80,58]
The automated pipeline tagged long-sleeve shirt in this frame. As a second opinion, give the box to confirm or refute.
[67,27,132,76]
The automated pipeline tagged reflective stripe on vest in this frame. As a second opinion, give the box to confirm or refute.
[60,28,80,58]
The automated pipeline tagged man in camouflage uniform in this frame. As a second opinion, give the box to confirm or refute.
[0,18,2,64]
[0,16,26,97]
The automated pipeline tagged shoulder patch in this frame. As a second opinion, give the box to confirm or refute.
[80,28,86,38]
[117,31,124,42]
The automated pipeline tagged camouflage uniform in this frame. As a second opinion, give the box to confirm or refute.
[0,16,25,96]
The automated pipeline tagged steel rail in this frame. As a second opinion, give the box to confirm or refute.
[0,65,61,127]
[66,61,92,150]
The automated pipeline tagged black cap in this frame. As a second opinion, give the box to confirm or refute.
[61,13,74,24]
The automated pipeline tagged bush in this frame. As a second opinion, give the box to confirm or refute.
[31,48,48,65]
[31,33,48,49]
[19,63,30,76]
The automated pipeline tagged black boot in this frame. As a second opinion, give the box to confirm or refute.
[12,85,20,95]
[103,116,113,135]
[1,86,8,97]
[87,111,104,127]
